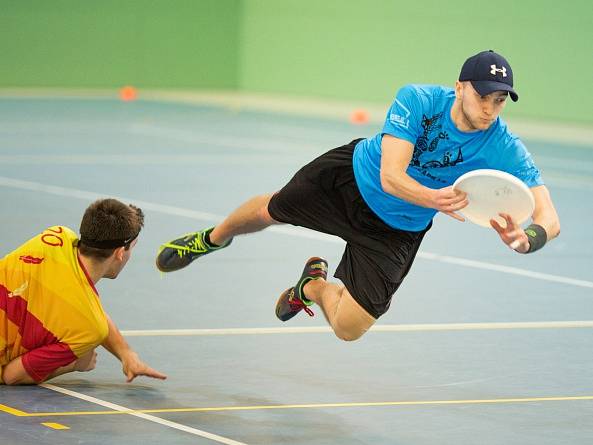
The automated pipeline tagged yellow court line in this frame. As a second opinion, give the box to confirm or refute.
[0,403,29,416]
[41,422,70,430]
[15,395,593,417]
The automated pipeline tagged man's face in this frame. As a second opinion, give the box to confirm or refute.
[105,238,138,279]
[457,81,508,131]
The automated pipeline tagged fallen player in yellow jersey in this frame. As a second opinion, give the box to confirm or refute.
[0,199,166,385]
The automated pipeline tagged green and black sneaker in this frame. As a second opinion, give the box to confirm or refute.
[156,227,232,272]
[275,257,328,321]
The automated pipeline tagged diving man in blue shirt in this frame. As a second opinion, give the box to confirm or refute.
[156,50,560,342]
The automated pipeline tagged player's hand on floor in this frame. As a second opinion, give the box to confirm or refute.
[432,186,468,221]
[490,213,529,253]
[121,351,167,382]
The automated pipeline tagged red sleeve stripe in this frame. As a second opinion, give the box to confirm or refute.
[21,342,77,382]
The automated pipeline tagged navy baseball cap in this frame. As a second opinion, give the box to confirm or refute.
[459,50,518,102]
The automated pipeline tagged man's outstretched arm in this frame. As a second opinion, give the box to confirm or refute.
[102,315,167,383]
[380,134,468,220]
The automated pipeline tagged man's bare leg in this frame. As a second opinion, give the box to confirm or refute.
[156,194,280,273]
[303,279,376,341]
[209,194,278,245]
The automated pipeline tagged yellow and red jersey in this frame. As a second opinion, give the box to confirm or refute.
[0,226,108,382]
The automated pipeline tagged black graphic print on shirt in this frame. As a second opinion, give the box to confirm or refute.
[411,113,463,171]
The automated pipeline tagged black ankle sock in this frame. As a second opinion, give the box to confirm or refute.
[205,231,220,248]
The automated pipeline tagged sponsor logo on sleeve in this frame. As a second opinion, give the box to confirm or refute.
[389,98,411,129]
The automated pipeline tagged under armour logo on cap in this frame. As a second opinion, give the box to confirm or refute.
[459,50,518,102]
[490,64,507,77]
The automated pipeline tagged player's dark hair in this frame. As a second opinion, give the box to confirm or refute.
[78,199,144,260]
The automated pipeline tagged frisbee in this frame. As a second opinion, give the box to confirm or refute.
[453,169,535,228]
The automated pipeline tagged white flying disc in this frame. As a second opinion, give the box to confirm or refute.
[452,169,535,228]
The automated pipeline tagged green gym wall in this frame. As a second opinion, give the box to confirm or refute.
[1,0,591,123]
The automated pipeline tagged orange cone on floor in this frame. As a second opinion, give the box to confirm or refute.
[119,86,138,102]
[350,108,369,124]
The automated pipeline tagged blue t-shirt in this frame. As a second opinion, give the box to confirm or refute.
[353,84,543,231]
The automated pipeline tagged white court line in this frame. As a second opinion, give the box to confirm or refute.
[1,175,592,290]
[40,383,248,445]
[120,320,593,337]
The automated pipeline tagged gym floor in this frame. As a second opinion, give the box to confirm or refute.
[1,96,592,444]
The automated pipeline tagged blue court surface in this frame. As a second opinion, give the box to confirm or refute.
[1,96,593,444]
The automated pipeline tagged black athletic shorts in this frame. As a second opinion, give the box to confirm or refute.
[267,139,431,319]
